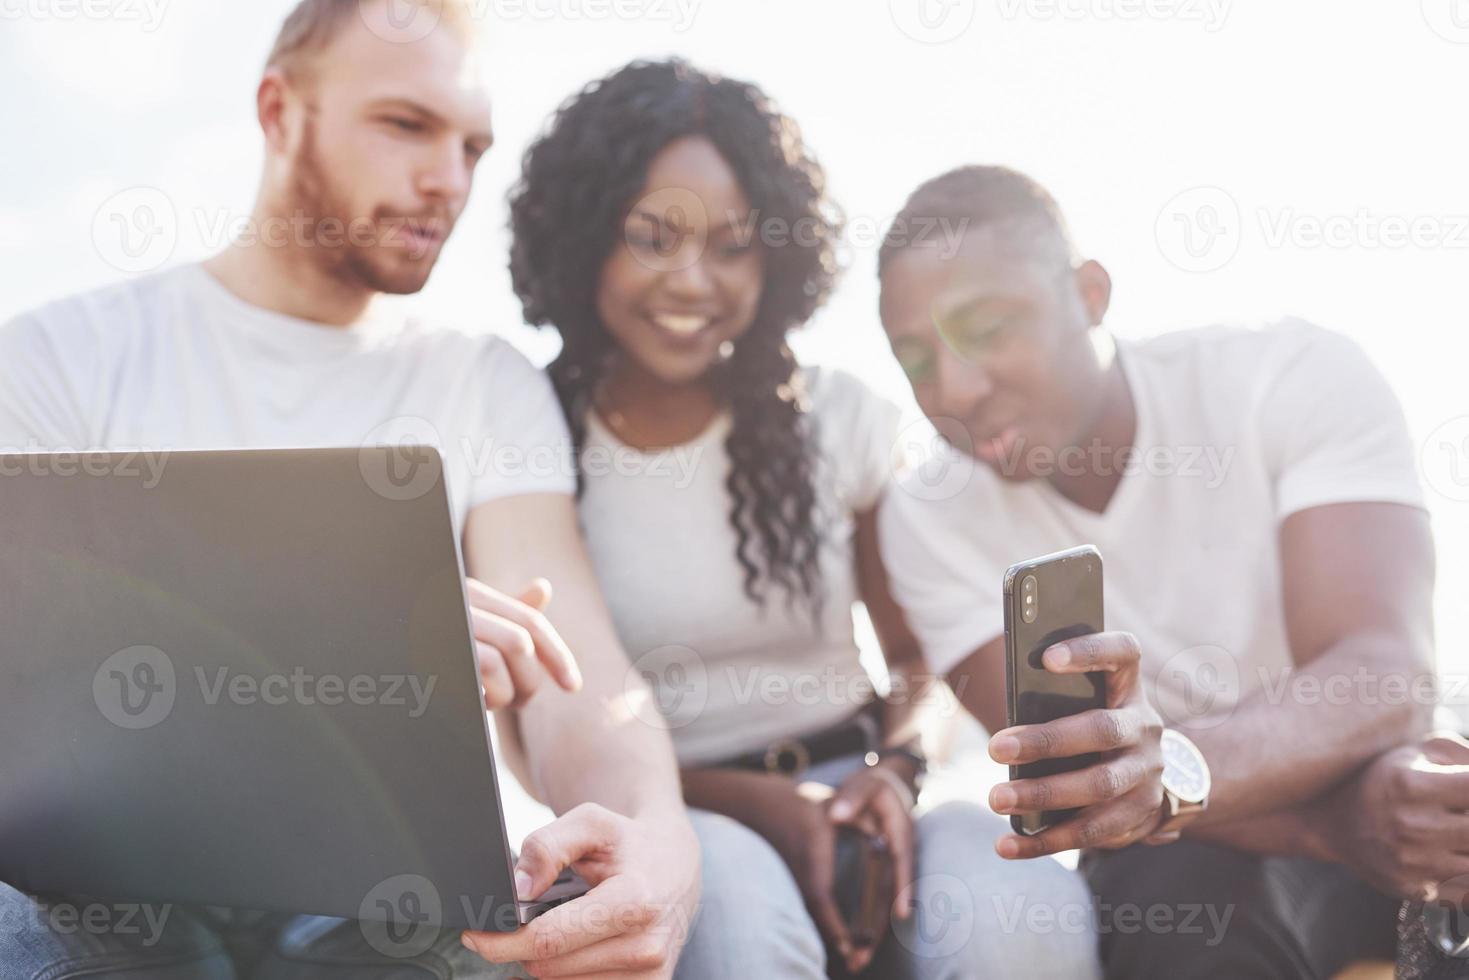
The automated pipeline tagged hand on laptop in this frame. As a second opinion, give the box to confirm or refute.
[461,801,700,978]
[986,631,1167,858]
[467,577,584,710]
[1322,732,1469,906]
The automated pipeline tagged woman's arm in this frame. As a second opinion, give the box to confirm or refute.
[854,505,935,760]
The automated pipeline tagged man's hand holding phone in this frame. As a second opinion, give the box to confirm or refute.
[988,631,1166,858]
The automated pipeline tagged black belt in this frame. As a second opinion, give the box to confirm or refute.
[718,707,881,778]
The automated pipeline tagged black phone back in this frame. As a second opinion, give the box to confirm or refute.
[1004,546,1107,835]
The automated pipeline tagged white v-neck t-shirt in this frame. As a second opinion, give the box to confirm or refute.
[879,321,1425,731]
[576,368,901,766]
[0,265,574,532]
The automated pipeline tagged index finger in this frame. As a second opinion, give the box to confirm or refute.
[1042,631,1142,674]
[1043,631,1142,709]
[466,578,583,693]
[465,877,646,965]
[990,707,1144,764]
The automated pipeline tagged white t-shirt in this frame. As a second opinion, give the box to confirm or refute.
[0,264,574,530]
[577,367,901,766]
[879,321,1426,731]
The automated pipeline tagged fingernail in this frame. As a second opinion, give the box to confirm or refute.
[996,836,1021,859]
[990,785,1017,813]
[830,800,855,821]
[990,734,1020,762]
[1046,644,1072,668]
[514,869,533,900]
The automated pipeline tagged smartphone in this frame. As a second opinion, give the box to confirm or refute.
[1003,545,1108,836]
[832,826,893,950]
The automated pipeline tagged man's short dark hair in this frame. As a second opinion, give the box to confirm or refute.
[879,165,1077,275]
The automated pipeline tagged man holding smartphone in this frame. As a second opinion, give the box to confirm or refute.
[877,165,1443,976]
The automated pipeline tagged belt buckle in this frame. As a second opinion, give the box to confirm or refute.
[763,739,811,777]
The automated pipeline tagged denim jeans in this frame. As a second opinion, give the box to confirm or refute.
[0,889,518,979]
[2,769,1102,979]
[674,754,1104,980]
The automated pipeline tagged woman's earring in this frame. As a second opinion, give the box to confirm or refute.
[718,340,735,360]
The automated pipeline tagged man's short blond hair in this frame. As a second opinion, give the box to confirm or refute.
[266,0,477,77]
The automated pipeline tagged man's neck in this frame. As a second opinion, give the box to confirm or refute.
[1046,355,1137,514]
[202,222,375,328]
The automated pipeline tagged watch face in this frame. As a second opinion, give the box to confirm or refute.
[1160,729,1211,804]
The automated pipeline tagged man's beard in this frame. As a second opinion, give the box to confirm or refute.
[286,121,450,296]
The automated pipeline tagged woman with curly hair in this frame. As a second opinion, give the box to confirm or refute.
[508,59,1100,979]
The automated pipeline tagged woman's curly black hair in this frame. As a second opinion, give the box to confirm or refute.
[508,59,842,617]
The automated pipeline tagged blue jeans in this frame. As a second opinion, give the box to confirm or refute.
[0,890,517,979]
[1,782,1101,979]
[675,754,1104,980]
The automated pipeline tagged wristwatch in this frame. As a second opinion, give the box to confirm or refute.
[1152,729,1212,839]
[866,741,928,793]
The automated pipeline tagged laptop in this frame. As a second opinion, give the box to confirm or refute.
[0,447,587,939]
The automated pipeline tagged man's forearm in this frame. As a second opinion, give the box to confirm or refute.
[1190,636,1431,825]
[1184,801,1336,860]
[518,679,685,820]
[464,494,687,823]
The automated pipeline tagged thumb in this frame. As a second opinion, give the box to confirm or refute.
[518,578,552,612]
[1424,731,1469,767]
[513,804,618,901]
[829,776,878,825]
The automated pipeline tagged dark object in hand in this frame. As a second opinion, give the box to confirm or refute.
[832,825,894,951]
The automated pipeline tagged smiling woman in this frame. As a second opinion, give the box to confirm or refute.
[509,58,841,614]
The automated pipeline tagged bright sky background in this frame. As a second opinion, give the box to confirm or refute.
[2,0,1467,710]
